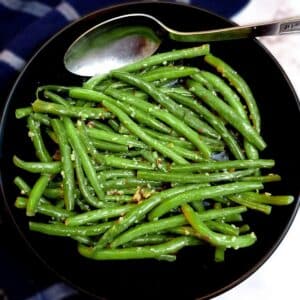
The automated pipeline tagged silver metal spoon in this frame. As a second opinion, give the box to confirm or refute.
[64,13,300,77]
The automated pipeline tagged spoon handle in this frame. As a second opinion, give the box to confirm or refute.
[169,17,300,42]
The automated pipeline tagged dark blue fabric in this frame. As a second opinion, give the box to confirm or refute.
[0,0,249,103]
[0,1,249,299]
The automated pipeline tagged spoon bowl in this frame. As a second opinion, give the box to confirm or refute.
[64,13,300,77]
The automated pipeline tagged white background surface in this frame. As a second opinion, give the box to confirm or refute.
[215,0,300,299]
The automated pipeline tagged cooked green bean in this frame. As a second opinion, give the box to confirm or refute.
[102,98,188,164]
[96,183,205,249]
[110,215,187,248]
[92,139,128,152]
[80,236,200,261]
[111,71,212,157]
[170,159,274,172]
[13,45,294,264]
[51,118,75,211]
[187,80,266,151]
[106,88,214,156]
[182,204,256,249]
[29,221,112,237]
[27,116,52,162]
[200,71,248,120]
[13,155,61,174]
[32,99,111,119]
[118,44,210,73]
[237,192,294,205]
[148,181,262,220]
[26,174,51,216]
[64,117,105,200]
[65,204,135,226]
[86,127,146,149]
[204,54,261,131]
[15,197,75,220]
[15,107,33,119]
[137,169,255,184]
[240,174,281,182]
[141,66,199,82]
[166,91,245,159]
[73,151,104,209]
[228,194,272,215]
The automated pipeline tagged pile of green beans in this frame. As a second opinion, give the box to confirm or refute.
[13,44,294,262]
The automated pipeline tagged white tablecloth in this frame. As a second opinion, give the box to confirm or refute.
[215,1,300,299]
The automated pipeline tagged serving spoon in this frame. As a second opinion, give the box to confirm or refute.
[64,13,300,77]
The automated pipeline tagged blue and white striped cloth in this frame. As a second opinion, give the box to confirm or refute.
[0,0,250,103]
[0,1,249,299]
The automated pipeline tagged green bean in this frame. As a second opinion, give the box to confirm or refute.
[240,174,281,182]
[13,155,61,174]
[200,71,248,120]
[96,183,205,249]
[32,99,111,119]
[162,142,207,162]
[29,221,112,237]
[102,155,154,170]
[14,176,51,207]
[86,120,114,132]
[193,206,247,221]
[15,107,33,119]
[238,192,294,206]
[182,204,256,249]
[239,224,251,233]
[26,174,51,216]
[200,70,260,161]
[65,204,135,226]
[188,80,266,150]
[191,73,216,93]
[117,44,210,73]
[106,88,213,157]
[98,169,135,180]
[140,66,199,82]
[92,139,128,152]
[138,169,255,184]
[204,54,261,131]
[143,128,195,150]
[14,176,31,195]
[108,97,172,134]
[110,215,187,248]
[44,90,70,106]
[166,91,245,159]
[228,194,272,215]
[214,246,226,262]
[51,119,75,211]
[79,236,200,261]
[27,116,52,162]
[205,220,239,236]
[102,98,188,164]
[73,151,104,209]
[43,188,63,199]
[104,195,134,203]
[148,181,262,220]
[111,71,213,157]
[103,178,161,191]
[15,197,75,220]
[124,234,170,247]
[71,236,95,246]
[86,127,146,149]
[170,159,274,172]
[63,117,105,200]
[31,113,51,126]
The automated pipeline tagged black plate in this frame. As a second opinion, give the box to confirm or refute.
[0,2,299,300]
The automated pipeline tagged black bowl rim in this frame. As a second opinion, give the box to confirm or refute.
[1,1,299,299]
